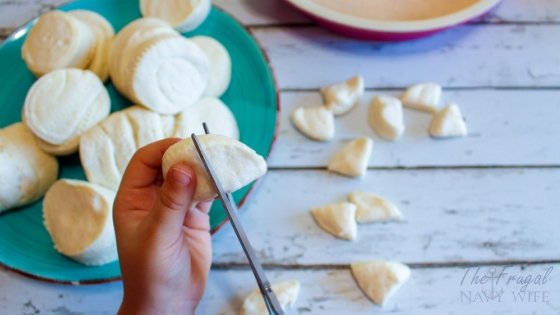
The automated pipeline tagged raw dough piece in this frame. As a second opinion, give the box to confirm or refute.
[401,82,442,113]
[240,280,300,315]
[348,192,403,223]
[69,10,115,81]
[351,261,411,306]
[22,11,96,76]
[291,105,335,141]
[429,104,468,138]
[110,18,176,94]
[328,137,373,177]
[80,123,122,190]
[321,75,364,115]
[36,136,81,157]
[130,35,209,114]
[43,179,117,266]
[191,36,232,97]
[173,97,239,139]
[162,134,267,201]
[80,106,158,190]
[0,123,58,213]
[368,95,405,141]
[310,202,357,240]
[124,106,166,148]
[140,0,212,32]
[22,69,110,155]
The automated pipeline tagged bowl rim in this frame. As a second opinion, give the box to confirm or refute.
[285,0,502,33]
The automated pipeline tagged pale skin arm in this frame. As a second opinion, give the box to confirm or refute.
[113,138,213,315]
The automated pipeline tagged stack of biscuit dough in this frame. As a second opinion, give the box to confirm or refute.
[2,1,244,267]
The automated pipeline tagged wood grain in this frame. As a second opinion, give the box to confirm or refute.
[213,168,560,265]
[269,90,560,168]
[2,263,559,314]
[2,0,560,37]
[253,25,560,89]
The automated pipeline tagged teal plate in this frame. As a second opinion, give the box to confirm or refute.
[0,0,278,284]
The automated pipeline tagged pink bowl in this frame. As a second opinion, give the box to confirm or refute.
[285,0,503,41]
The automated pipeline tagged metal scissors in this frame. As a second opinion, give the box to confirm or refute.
[191,123,285,315]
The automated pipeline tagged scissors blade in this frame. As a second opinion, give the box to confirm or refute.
[190,133,285,315]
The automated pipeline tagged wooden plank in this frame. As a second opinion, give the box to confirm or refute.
[2,263,559,314]
[269,90,560,168]
[213,168,560,265]
[253,25,560,89]
[1,0,560,36]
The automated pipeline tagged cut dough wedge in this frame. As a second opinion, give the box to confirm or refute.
[191,36,232,97]
[311,202,357,240]
[0,123,58,213]
[291,105,335,141]
[351,261,411,306]
[348,192,403,223]
[240,280,300,315]
[174,97,239,139]
[429,104,468,138]
[130,36,209,114]
[401,82,442,113]
[369,95,405,141]
[69,10,115,82]
[22,11,96,76]
[328,137,373,177]
[321,75,364,115]
[22,69,110,155]
[140,0,211,32]
[43,179,117,266]
[162,134,267,201]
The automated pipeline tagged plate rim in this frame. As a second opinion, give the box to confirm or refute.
[285,0,502,33]
[0,3,281,285]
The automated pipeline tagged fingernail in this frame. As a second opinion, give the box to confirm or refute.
[170,167,192,185]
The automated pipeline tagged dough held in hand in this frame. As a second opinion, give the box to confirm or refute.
[240,280,300,315]
[23,69,110,156]
[22,11,96,76]
[191,36,232,97]
[0,123,58,213]
[368,95,405,141]
[68,10,115,82]
[43,179,117,266]
[328,137,373,177]
[311,202,357,240]
[140,0,211,32]
[351,260,411,306]
[348,192,403,223]
[401,82,442,113]
[291,105,335,141]
[321,75,364,115]
[173,97,239,139]
[162,134,267,201]
[429,103,468,138]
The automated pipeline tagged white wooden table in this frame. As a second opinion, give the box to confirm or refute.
[1,0,559,314]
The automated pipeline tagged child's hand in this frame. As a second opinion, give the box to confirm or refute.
[113,138,212,315]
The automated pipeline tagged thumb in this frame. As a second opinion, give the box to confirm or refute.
[150,164,196,234]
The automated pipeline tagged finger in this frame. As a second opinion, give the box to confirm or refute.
[195,200,213,214]
[183,205,211,232]
[119,138,181,191]
[149,164,196,234]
